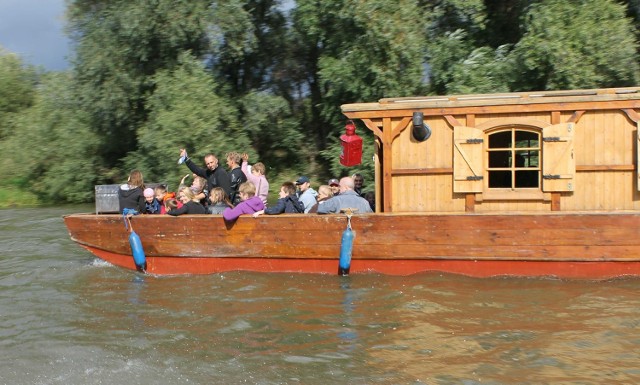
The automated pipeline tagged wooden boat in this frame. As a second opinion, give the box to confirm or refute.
[64,86,640,278]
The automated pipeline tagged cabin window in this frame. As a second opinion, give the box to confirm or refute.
[453,122,574,196]
[487,129,540,189]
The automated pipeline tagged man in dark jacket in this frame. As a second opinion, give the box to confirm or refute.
[179,149,232,198]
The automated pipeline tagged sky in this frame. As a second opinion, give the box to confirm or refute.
[0,0,70,70]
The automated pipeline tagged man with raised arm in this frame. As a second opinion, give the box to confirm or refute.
[179,149,231,198]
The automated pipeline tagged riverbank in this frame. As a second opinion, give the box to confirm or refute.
[0,186,40,208]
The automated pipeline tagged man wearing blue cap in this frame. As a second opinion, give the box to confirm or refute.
[295,176,317,213]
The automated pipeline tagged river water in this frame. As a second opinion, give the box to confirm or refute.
[1,206,640,384]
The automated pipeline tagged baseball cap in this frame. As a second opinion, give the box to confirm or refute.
[295,176,310,185]
[328,178,339,186]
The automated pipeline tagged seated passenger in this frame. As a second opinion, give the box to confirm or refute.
[178,174,209,207]
[222,182,265,221]
[308,185,334,213]
[352,173,365,197]
[328,178,340,196]
[154,185,176,214]
[168,187,206,216]
[207,187,233,215]
[164,198,179,214]
[253,182,304,217]
[118,169,146,214]
[143,188,161,214]
[317,177,373,214]
[295,175,317,213]
[364,191,376,212]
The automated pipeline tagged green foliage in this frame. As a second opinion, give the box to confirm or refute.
[132,52,249,188]
[425,1,512,95]
[0,72,101,203]
[0,49,38,139]
[436,41,512,94]
[2,0,640,206]
[427,0,487,38]
[211,0,288,96]
[68,0,212,165]
[239,91,304,171]
[510,0,639,90]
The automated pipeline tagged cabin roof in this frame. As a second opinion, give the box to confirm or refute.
[341,87,640,113]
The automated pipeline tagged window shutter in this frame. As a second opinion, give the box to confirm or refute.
[542,123,575,192]
[453,125,484,193]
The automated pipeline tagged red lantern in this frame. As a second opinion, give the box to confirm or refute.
[340,120,363,167]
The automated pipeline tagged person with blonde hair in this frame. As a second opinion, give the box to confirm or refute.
[207,187,234,215]
[241,153,269,206]
[118,169,146,214]
[222,182,265,221]
[168,187,206,216]
[308,185,334,213]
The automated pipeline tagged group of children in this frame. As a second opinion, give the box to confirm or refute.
[119,150,373,221]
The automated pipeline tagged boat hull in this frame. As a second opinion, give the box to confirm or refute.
[64,212,640,278]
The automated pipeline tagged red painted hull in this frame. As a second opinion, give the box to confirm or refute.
[82,245,640,278]
[64,212,640,279]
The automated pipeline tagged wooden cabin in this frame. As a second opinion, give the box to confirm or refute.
[341,87,640,214]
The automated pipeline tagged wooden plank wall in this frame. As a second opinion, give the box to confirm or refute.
[389,109,639,213]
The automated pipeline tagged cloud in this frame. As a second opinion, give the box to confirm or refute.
[0,0,69,70]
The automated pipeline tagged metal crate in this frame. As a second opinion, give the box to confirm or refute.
[95,183,167,214]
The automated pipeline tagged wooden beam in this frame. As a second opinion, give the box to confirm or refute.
[343,100,640,120]
[576,165,635,171]
[465,194,475,212]
[567,110,585,124]
[361,118,383,141]
[391,168,453,175]
[391,116,412,141]
[466,114,475,127]
[551,192,561,211]
[382,117,393,212]
[443,115,461,128]
[623,108,640,123]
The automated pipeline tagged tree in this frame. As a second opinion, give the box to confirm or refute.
[67,0,213,170]
[0,48,37,139]
[509,0,639,90]
[0,72,100,202]
[210,0,289,96]
[423,0,513,95]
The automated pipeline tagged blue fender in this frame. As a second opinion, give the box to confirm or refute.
[128,231,147,272]
[338,227,355,275]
